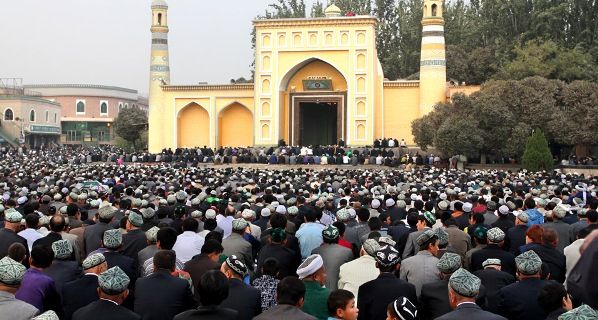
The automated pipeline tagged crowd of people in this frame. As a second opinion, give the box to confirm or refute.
[0,145,598,320]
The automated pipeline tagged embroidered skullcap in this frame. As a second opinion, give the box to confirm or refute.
[232,218,248,231]
[363,238,381,257]
[205,209,217,219]
[297,254,324,279]
[473,225,489,240]
[287,206,299,215]
[375,245,401,267]
[423,211,436,225]
[336,208,350,222]
[322,225,340,241]
[378,236,396,247]
[391,297,418,320]
[174,205,186,216]
[348,208,357,218]
[482,258,501,268]
[386,198,396,207]
[0,257,26,285]
[371,199,381,209]
[270,228,287,243]
[553,205,567,219]
[506,201,517,211]
[141,208,155,219]
[98,266,130,295]
[438,200,449,211]
[416,229,437,246]
[558,305,598,320]
[225,255,248,276]
[449,268,481,297]
[241,209,255,220]
[486,201,497,211]
[103,229,123,249]
[166,195,176,204]
[517,212,529,223]
[4,208,22,223]
[128,211,143,227]
[52,239,73,259]
[32,310,59,320]
[131,198,142,208]
[260,207,271,218]
[435,228,449,246]
[487,227,505,243]
[83,253,106,270]
[437,252,462,274]
[176,191,187,201]
[191,210,203,218]
[516,250,542,275]
[462,202,473,213]
[145,226,160,243]
[98,205,116,219]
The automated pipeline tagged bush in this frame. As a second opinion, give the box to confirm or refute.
[522,129,553,171]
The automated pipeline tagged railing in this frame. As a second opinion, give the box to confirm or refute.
[61,133,112,143]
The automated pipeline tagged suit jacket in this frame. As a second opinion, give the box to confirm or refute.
[473,268,515,313]
[419,279,451,319]
[471,244,516,276]
[174,306,238,320]
[505,225,527,255]
[254,304,316,320]
[62,274,100,320]
[497,278,548,320]
[435,303,507,320]
[220,278,261,320]
[222,233,253,271]
[184,254,221,302]
[72,299,141,320]
[122,229,148,262]
[387,225,414,254]
[257,243,300,279]
[0,228,28,258]
[399,250,440,297]
[357,273,417,320]
[543,220,572,252]
[445,225,472,259]
[134,269,195,320]
[402,227,430,259]
[43,260,82,297]
[84,222,113,256]
[521,243,566,283]
[311,244,353,291]
[104,251,137,288]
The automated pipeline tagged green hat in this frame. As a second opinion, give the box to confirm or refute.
[322,225,340,241]
[449,268,481,297]
[416,229,437,246]
[51,239,73,260]
[32,310,59,320]
[287,206,299,215]
[487,227,505,243]
[98,206,116,220]
[437,252,462,274]
[363,239,381,257]
[4,208,22,223]
[423,211,436,225]
[98,266,130,295]
[128,211,144,227]
[435,228,449,246]
[558,305,598,320]
[516,250,542,275]
[336,208,350,222]
[145,226,159,243]
[270,228,287,243]
[103,229,123,249]
[482,258,501,268]
[82,253,106,270]
[473,225,489,240]
[0,256,26,285]
[232,218,249,231]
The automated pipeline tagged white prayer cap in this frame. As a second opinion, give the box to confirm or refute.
[462,202,473,213]
[371,199,380,209]
[275,205,287,215]
[385,198,395,207]
[297,254,324,280]
[261,207,271,217]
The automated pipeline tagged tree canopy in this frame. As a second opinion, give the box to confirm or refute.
[114,106,148,150]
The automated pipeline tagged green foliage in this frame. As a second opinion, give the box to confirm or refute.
[310,1,325,17]
[114,106,148,151]
[522,129,554,172]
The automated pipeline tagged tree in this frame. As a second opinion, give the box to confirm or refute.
[522,129,553,171]
[114,106,148,150]
[551,80,598,146]
[311,0,325,17]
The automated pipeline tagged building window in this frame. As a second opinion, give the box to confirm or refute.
[46,111,49,123]
[118,102,123,113]
[124,103,129,109]
[3,108,13,121]
[431,4,438,16]
[76,100,86,114]
[29,110,36,122]
[100,101,108,115]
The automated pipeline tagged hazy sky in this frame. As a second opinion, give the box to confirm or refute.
[1,0,321,96]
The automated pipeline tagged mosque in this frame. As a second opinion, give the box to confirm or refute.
[147,0,480,153]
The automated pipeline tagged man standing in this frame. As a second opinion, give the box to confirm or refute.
[402,212,434,259]
[505,212,529,255]
[473,259,515,313]
[173,218,205,264]
[0,209,29,259]
[311,225,353,291]
[543,206,572,252]
[121,211,148,262]
[84,206,115,256]
[0,257,39,320]
[62,254,107,320]
[222,219,253,272]
[400,230,440,297]
[184,239,223,302]
[338,239,381,302]
[471,227,516,276]
[18,214,42,252]
[297,254,330,320]
[44,240,81,296]
[296,211,325,260]
[419,253,462,319]
[174,270,238,320]
[219,255,262,320]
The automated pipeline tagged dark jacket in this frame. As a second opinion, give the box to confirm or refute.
[122,229,148,262]
[473,268,515,313]
[83,222,113,256]
[471,244,516,276]
[419,279,451,319]
[43,260,82,297]
[505,225,527,255]
[498,278,548,320]
[357,273,417,320]
[0,228,28,259]
[62,274,100,320]
[104,251,137,289]
[184,254,221,302]
[520,243,566,283]
[134,269,195,320]
[174,306,238,320]
[72,299,141,320]
[219,278,262,320]
[435,303,506,320]
[257,243,300,278]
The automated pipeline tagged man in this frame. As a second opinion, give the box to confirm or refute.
[254,276,316,319]
[344,208,370,249]
[32,215,68,257]
[400,229,440,297]
[558,305,598,319]
[15,245,63,316]
[44,240,81,296]
[184,239,223,302]
[222,218,253,271]
[298,254,330,320]
[142,227,185,277]
[473,259,515,313]
[402,212,434,259]
[257,228,299,278]
[505,212,528,255]
[312,225,353,291]
[296,210,325,260]
[419,253,462,320]
[172,218,205,264]
[134,250,195,320]
[357,245,417,320]
[498,250,548,320]
[174,270,238,320]
[491,205,515,234]
[84,205,115,256]
[543,205,572,252]
[72,266,141,320]
[338,239,380,302]
[483,201,499,225]
[137,227,160,274]
[471,227,516,276]
[121,211,148,262]
[564,228,589,282]
[444,215,472,259]
[0,209,29,259]
[219,255,262,320]
[18,213,42,252]
[62,254,107,320]
[0,256,39,320]
[435,268,506,320]
[465,225,488,269]
[569,209,589,243]
[523,198,544,227]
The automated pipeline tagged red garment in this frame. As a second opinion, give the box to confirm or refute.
[339,237,352,250]
[473,204,487,214]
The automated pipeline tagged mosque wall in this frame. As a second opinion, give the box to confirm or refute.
[383,82,421,145]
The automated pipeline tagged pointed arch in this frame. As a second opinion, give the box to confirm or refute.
[278,57,348,92]
[218,102,253,147]
[177,102,210,148]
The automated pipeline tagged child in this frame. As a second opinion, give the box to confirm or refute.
[327,289,358,320]
[252,258,280,312]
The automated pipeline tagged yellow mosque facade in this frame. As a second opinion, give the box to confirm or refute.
[147,0,479,153]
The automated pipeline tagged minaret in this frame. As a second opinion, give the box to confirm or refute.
[148,0,171,153]
[418,0,446,116]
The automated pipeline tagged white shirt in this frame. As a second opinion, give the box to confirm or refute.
[564,238,584,285]
[216,215,234,239]
[18,228,42,252]
[338,255,380,303]
[172,231,205,263]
